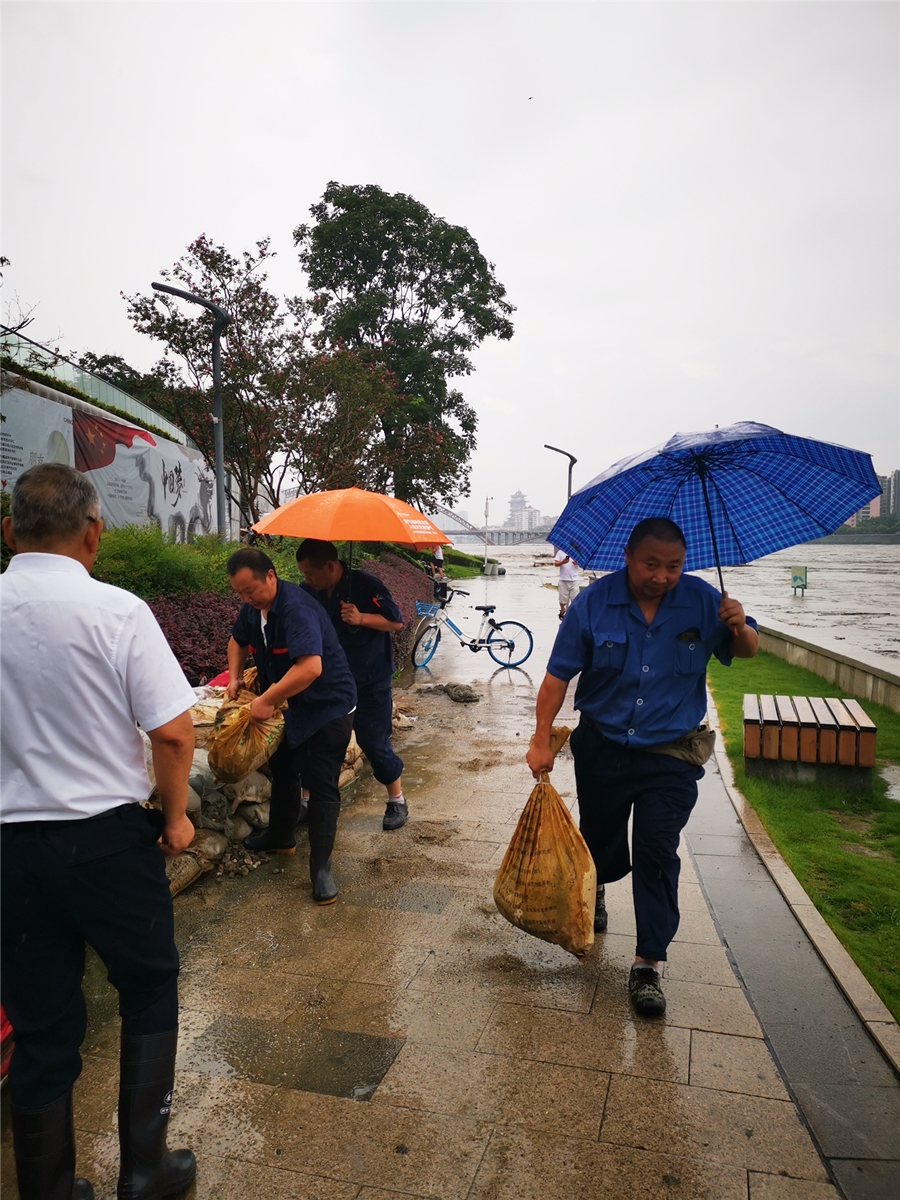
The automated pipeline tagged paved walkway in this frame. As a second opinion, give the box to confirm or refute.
[2,550,897,1199]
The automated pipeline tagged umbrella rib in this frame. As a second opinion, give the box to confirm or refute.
[726,463,834,534]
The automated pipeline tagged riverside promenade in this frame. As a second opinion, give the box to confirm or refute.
[3,550,898,1199]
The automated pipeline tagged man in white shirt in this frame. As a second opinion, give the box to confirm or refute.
[1,464,197,1200]
[554,547,581,619]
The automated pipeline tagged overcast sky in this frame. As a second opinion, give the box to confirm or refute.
[4,1,898,523]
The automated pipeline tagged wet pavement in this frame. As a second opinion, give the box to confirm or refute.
[2,547,898,1199]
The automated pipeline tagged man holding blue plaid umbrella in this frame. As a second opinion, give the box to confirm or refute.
[526,517,758,1017]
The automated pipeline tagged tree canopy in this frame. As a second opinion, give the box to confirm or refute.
[294,182,515,504]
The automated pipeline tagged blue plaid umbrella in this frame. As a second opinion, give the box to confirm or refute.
[548,422,881,592]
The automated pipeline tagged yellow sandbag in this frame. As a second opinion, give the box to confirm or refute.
[493,726,596,959]
[207,692,284,784]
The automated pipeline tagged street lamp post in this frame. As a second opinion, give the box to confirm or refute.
[544,444,577,500]
[483,495,493,572]
[152,282,232,541]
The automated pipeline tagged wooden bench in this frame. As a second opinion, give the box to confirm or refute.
[742,694,877,788]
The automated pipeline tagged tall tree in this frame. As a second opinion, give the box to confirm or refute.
[294,182,515,506]
[125,236,309,523]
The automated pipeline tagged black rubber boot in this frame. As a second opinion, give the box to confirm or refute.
[10,1090,95,1200]
[308,798,340,904]
[243,778,302,855]
[117,1030,196,1200]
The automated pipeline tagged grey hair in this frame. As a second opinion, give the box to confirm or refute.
[10,463,101,546]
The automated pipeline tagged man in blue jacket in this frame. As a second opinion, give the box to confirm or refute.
[295,540,408,831]
[226,549,357,903]
[526,518,758,1016]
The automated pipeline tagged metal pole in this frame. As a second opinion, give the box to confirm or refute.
[697,464,726,595]
[152,282,232,540]
[544,444,578,499]
[483,496,491,571]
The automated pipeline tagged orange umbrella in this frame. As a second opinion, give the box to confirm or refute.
[252,487,452,550]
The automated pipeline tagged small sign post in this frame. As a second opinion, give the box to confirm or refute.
[791,566,808,596]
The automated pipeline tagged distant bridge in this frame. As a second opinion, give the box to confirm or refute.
[429,504,552,546]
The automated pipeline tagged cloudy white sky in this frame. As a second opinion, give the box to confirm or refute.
[4,1,898,523]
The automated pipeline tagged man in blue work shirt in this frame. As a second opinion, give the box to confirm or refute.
[295,540,408,831]
[226,548,357,903]
[526,517,758,1016]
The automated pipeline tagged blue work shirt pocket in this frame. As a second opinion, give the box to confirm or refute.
[592,631,628,672]
[674,638,706,676]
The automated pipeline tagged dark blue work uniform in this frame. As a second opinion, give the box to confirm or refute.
[302,565,404,787]
[548,568,758,961]
[231,580,357,831]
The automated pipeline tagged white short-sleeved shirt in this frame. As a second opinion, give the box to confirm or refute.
[0,553,196,821]
[555,549,580,582]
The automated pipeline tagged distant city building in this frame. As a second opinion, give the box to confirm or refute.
[505,490,528,527]
[844,471,897,525]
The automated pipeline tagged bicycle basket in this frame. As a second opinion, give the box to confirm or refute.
[415,601,441,618]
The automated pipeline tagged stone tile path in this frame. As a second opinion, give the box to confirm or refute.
[1,672,841,1199]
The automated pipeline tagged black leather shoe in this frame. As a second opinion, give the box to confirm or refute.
[10,1090,94,1200]
[628,965,666,1017]
[243,827,296,855]
[117,1030,196,1199]
[382,801,409,831]
[593,884,608,933]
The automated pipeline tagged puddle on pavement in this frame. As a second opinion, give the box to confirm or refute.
[181,1015,403,1098]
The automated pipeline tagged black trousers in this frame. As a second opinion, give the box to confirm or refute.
[0,804,180,1109]
[570,720,702,962]
[354,679,403,787]
[270,713,354,823]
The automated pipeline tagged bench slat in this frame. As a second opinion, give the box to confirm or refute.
[759,694,780,760]
[791,696,819,762]
[775,696,799,760]
[826,698,859,766]
[808,698,836,763]
[743,694,761,758]
[842,699,877,768]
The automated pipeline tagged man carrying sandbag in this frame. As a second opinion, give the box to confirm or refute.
[526,517,758,1017]
[226,548,357,903]
[295,539,408,831]
[1,464,197,1200]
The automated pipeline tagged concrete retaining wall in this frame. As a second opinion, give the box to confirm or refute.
[758,618,900,713]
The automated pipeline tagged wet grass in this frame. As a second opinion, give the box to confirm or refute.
[707,651,900,1022]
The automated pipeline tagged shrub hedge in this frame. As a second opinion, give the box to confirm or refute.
[1,520,455,678]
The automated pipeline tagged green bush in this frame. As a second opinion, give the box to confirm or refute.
[93,526,303,599]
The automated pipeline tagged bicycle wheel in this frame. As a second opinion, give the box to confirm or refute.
[412,623,441,667]
[487,621,533,667]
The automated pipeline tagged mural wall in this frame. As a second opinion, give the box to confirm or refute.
[1,386,214,539]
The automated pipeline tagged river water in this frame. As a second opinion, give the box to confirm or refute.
[448,541,900,664]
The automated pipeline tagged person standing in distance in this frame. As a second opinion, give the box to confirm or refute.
[554,547,580,619]
[294,540,408,831]
[527,518,758,1017]
[226,549,357,902]
[1,464,197,1200]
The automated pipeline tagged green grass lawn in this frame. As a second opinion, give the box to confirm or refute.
[707,651,900,1022]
